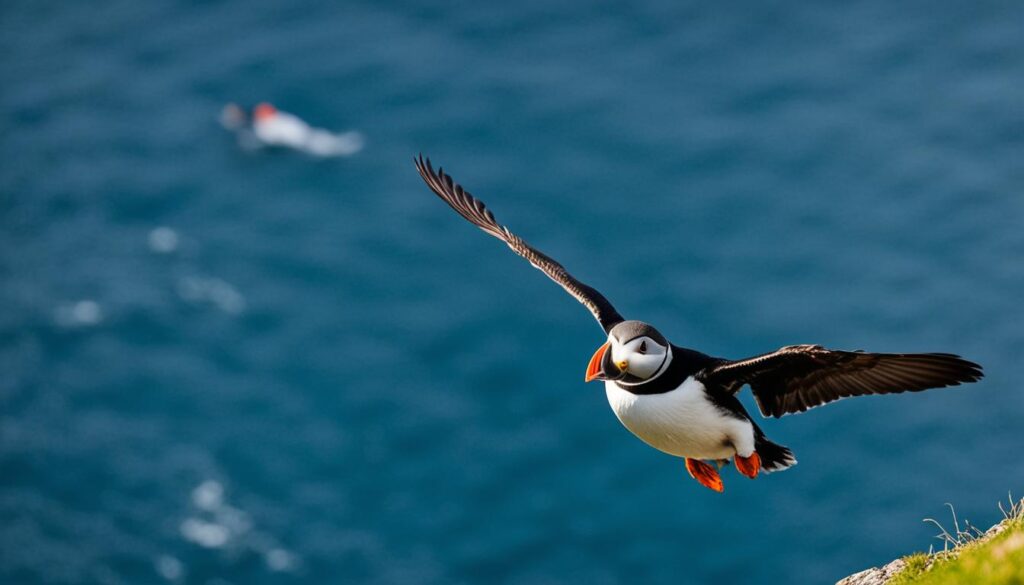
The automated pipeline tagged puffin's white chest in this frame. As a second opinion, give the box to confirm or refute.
[605,376,755,460]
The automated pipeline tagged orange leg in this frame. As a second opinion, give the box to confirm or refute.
[734,452,761,479]
[685,458,724,492]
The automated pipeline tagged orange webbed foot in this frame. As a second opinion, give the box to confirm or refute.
[735,452,761,479]
[685,458,724,492]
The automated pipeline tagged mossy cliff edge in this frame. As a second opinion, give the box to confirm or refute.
[837,499,1024,585]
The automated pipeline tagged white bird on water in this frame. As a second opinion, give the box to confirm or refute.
[220,102,364,157]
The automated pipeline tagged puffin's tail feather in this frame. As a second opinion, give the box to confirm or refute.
[755,435,796,473]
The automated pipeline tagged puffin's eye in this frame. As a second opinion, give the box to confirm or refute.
[638,340,647,354]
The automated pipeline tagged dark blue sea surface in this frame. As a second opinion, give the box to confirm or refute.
[2,1,1023,584]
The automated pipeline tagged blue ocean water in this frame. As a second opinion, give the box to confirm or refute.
[2,1,1023,583]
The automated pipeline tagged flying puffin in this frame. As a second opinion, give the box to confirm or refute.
[219,102,364,157]
[414,155,983,492]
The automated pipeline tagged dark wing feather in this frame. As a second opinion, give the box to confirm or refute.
[700,345,983,418]
[415,155,624,332]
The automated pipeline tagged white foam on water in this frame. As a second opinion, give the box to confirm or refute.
[155,555,184,581]
[265,548,297,572]
[180,479,299,573]
[191,480,223,511]
[180,518,230,549]
[207,279,246,314]
[54,300,103,327]
[176,277,246,315]
[148,227,180,253]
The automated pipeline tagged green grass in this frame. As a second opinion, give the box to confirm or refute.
[888,497,1024,585]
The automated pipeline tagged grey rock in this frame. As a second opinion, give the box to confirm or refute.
[835,558,907,585]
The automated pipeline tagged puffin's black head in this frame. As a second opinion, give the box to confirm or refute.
[585,320,672,384]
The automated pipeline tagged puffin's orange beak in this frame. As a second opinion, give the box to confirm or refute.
[585,342,611,382]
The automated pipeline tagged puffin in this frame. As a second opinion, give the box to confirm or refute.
[219,102,364,157]
[414,155,983,492]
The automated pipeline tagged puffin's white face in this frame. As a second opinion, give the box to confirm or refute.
[609,335,670,381]
[585,321,673,384]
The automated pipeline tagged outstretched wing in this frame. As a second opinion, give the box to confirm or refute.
[415,155,624,332]
[700,345,983,418]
